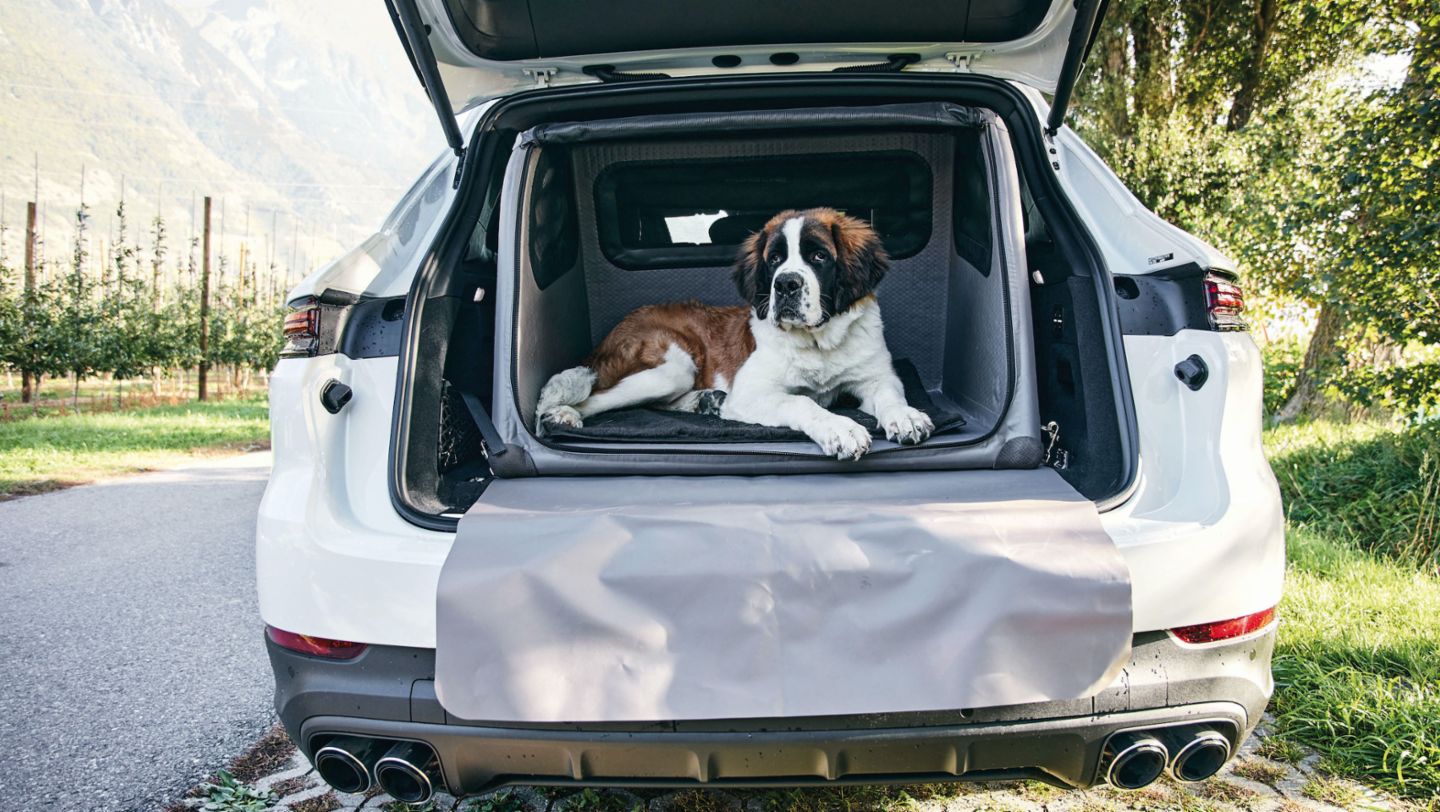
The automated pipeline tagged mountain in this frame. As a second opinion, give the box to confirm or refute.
[0,0,444,275]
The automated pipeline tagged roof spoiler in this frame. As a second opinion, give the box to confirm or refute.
[387,0,468,186]
[1045,0,1107,136]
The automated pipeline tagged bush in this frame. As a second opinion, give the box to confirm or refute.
[1267,420,1440,572]
[1261,338,1306,417]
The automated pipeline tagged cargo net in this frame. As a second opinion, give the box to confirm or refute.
[438,380,485,475]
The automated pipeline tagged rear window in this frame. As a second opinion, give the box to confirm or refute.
[593,151,933,270]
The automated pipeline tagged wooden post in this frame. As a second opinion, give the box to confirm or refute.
[198,196,211,402]
[21,202,37,404]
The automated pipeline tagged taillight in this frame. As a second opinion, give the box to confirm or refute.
[1169,607,1275,644]
[1204,273,1247,331]
[281,298,322,358]
[266,625,368,659]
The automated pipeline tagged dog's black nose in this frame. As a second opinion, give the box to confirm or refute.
[774,274,803,295]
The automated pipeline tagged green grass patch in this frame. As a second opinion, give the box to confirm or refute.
[0,393,269,497]
[1271,528,1440,802]
[1267,418,1440,571]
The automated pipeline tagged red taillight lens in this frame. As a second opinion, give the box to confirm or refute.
[281,299,321,358]
[1203,274,1247,331]
[1169,607,1275,644]
[266,625,368,659]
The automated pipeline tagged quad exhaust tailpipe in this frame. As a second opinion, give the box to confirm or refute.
[1102,725,1235,789]
[375,741,440,803]
[1161,725,1233,783]
[1101,731,1168,789]
[313,736,388,794]
[313,736,440,801]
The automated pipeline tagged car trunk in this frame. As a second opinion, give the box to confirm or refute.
[392,79,1132,526]
[490,102,1040,475]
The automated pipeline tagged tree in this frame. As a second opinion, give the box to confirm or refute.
[95,199,151,402]
[54,203,101,406]
[1071,0,1431,418]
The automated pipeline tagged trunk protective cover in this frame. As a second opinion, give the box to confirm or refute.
[436,468,1131,722]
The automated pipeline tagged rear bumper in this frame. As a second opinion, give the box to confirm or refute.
[269,628,1274,795]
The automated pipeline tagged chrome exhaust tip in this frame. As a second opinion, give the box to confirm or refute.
[1102,731,1169,790]
[313,736,388,794]
[1165,726,1232,783]
[374,741,439,804]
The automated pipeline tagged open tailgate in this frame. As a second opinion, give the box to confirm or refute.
[388,0,1107,127]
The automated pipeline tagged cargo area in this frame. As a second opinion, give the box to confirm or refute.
[394,92,1132,521]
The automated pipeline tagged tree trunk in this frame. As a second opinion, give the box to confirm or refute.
[1277,301,1345,421]
[21,201,37,404]
[1227,0,1279,130]
[199,196,212,402]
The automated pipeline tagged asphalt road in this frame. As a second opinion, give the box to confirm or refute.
[0,453,276,812]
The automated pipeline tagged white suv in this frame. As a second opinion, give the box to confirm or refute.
[257,0,1283,803]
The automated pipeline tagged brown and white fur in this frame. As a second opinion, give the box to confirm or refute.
[536,208,933,460]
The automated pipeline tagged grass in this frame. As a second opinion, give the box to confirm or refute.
[1263,416,1440,804]
[1230,757,1289,784]
[0,392,270,498]
[1266,418,1440,571]
[1270,527,1440,804]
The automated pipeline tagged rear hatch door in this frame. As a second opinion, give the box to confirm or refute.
[392,0,1100,111]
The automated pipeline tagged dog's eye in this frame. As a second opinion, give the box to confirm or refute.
[767,254,783,266]
[810,250,828,264]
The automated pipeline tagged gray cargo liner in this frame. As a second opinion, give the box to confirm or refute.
[436,467,1132,723]
[488,104,1041,475]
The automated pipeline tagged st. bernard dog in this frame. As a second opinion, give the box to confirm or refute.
[536,207,933,459]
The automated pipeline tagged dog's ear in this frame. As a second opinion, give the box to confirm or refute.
[830,216,889,313]
[732,229,770,319]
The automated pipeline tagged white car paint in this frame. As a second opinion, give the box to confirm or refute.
[258,73,1283,653]
[420,0,1081,111]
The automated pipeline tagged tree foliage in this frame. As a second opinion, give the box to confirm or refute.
[0,199,287,402]
[1072,0,1439,416]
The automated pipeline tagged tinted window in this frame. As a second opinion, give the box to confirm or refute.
[952,129,993,275]
[594,151,933,270]
[528,148,580,289]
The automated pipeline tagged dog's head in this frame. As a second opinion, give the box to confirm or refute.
[733,208,889,329]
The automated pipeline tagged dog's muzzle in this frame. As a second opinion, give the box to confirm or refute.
[773,273,806,322]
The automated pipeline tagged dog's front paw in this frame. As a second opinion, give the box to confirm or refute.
[881,407,934,445]
[540,405,583,435]
[813,418,872,461]
[696,389,728,417]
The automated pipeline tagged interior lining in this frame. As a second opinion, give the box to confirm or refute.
[493,108,1042,472]
[571,131,958,381]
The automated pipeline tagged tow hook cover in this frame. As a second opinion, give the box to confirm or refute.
[320,380,353,414]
